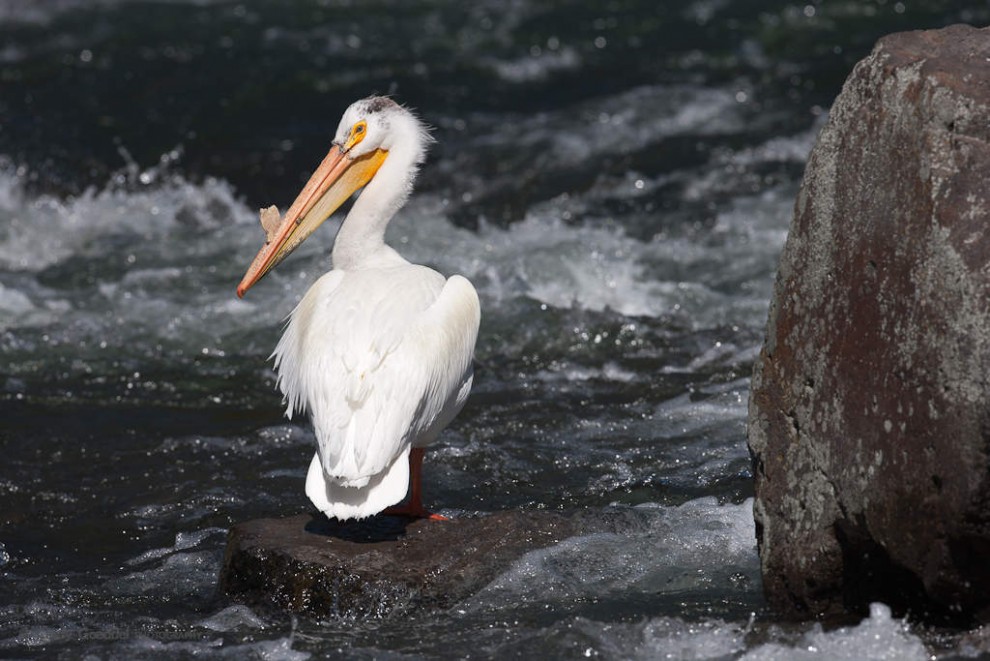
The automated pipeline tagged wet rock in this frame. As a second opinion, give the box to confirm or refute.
[219,511,579,618]
[748,24,990,622]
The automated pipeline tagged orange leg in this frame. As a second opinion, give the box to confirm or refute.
[383,448,448,520]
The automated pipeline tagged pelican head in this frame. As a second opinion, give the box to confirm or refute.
[236,96,429,297]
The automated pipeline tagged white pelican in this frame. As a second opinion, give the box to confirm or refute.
[236,96,480,521]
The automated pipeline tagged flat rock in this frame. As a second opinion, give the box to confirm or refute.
[748,24,990,622]
[219,510,579,618]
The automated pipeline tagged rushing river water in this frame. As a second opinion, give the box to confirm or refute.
[2,1,988,659]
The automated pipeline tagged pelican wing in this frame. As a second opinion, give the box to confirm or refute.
[273,267,480,488]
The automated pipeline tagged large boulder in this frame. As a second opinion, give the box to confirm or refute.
[748,24,990,622]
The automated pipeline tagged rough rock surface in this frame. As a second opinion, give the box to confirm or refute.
[220,511,579,618]
[748,24,990,622]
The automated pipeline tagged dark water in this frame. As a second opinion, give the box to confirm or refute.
[1,1,987,658]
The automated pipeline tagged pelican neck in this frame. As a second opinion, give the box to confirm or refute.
[331,142,419,271]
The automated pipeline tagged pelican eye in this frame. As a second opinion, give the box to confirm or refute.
[345,121,368,150]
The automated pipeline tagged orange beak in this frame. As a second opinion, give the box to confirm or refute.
[236,144,388,297]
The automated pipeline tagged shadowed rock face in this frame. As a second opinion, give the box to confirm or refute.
[748,24,990,622]
[220,511,579,618]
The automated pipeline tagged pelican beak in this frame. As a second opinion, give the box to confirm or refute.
[236,144,388,297]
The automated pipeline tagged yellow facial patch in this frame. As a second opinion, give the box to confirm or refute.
[344,120,368,150]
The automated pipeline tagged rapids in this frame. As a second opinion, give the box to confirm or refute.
[1,1,987,658]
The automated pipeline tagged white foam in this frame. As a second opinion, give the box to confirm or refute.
[728,117,823,167]
[386,84,790,327]
[392,183,790,327]
[197,605,268,632]
[0,160,304,364]
[574,616,746,660]
[0,282,42,330]
[108,550,220,599]
[108,531,226,604]
[10,624,78,648]
[0,0,225,26]
[468,498,757,606]
[120,635,309,660]
[684,0,731,26]
[0,163,246,273]
[559,603,931,660]
[540,85,747,158]
[487,46,582,83]
[653,378,749,437]
[125,527,226,566]
[533,361,638,383]
[398,208,664,316]
[741,603,928,661]
[3,601,93,648]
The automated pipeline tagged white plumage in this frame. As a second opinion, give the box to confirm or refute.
[237,97,480,520]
